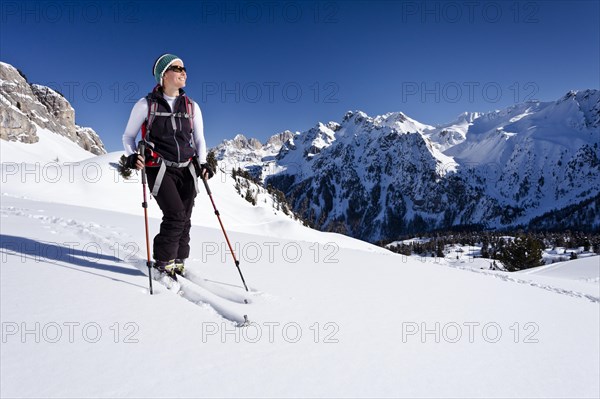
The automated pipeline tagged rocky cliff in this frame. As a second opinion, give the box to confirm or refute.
[0,62,105,155]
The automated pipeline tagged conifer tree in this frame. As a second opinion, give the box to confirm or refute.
[499,234,544,271]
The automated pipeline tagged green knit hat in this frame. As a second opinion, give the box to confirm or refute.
[153,54,183,85]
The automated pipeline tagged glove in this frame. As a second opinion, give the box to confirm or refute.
[200,163,215,180]
[193,156,214,180]
[125,153,142,169]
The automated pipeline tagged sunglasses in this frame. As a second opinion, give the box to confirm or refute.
[167,65,186,73]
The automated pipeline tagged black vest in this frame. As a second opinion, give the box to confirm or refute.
[145,87,196,163]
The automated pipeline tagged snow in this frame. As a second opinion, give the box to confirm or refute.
[1,129,599,398]
[390,240,598,301]
[518,257,600,284]
[441,255,599,302]
[387,237,432,246]
[1,126,92,163]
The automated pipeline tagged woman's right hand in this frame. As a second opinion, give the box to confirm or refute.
[126,154,145,170]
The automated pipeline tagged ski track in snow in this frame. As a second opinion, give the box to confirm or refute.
[444,261,600,303]
[1,205,258,326]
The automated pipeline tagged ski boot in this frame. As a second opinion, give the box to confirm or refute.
[174,258,185,276]
[154,259,177,281]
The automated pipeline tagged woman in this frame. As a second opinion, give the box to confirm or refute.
[122,53,213,279]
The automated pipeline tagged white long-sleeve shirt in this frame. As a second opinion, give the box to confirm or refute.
[122,94,207,163]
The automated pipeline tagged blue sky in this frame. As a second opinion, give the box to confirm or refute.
[1,0,599,152]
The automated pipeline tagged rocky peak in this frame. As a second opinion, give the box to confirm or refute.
[376,111,407,124]
[572,89,600,128]
[326,121,341,132]
[265,130,295,148]
[0,62,105,155]
[560,90,577,102]
[227,134,262,151]
[455,111,481,123]
[342,110,370,125]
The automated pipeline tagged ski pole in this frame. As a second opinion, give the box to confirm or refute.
[201,176,249,292]
[138,141,153,295]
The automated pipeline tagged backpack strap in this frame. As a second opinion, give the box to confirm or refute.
[150,158,197,196]
[188,162,199,194]
[185,96,195,132]
[143,97,160,141]
[184,96,197,153]
[148,97,193,132]
[151,162,167,197]
[139,97,161,168]
[145,94,194,137]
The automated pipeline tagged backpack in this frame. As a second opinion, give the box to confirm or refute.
[140,86,198,196]
[141,86,196,167]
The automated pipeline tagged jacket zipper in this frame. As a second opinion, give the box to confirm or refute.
[171,97,181,161]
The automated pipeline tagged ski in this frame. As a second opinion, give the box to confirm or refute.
[177,274,250,327]
[180,268,252,305]
[142,261,250,327]
[153,271,182,294]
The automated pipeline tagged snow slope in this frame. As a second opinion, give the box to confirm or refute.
[1,132,599,398]
[0,128,375,251]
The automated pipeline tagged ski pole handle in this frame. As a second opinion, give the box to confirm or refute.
[138,141,146,156]
[138,141,147,184]
[201,175,212,195]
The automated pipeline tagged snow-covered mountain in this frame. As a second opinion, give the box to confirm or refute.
[0,62,105,155]
[215,90,600,242]
[215,131,295,179]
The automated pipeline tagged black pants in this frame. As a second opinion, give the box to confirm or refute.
[146,166,197,262]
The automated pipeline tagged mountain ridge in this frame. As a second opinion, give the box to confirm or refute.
[214,89,600,241]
